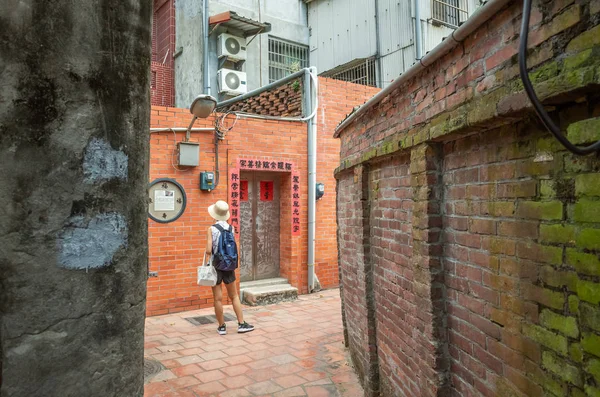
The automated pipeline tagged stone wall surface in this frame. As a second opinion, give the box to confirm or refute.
[0,0,151,396]
[336,0,600,395]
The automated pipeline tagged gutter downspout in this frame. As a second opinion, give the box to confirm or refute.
[414,0,423,60]
[203,0,211,95]
[374,0,383,88]
[306,67,318,293]
[334,0,512,136]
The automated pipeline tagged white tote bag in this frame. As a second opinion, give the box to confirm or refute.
[197,252,218,286]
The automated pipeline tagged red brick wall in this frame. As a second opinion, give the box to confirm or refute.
[148,109,308,316]
[336,1,600,396]
[147,77,379,315]
[316,79,380,288]
[151,62,174,107]
[151,0,174,107]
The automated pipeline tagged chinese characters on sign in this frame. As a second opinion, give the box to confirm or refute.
[292,172,301,236]
[239,180,248,202]
[260,181,274,201]
[229,168,240,234]
[238,159,293,172]
[235,159,301,236]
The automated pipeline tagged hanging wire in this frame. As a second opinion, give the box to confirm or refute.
[519,0,600,155]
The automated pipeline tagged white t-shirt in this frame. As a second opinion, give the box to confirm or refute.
[210,221,235,254]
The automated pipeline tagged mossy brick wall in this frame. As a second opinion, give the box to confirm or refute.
[148,78,377,315]
[335,0,600,395]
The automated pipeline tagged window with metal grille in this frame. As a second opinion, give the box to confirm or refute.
[432,0,468,29]
[320,58,377,87]
[268,36,309,83]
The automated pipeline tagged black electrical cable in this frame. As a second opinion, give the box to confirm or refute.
[519,0,600,156]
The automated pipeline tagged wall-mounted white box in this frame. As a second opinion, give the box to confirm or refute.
[178,142,199,166]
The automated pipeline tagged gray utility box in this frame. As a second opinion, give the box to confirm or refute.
[178,142,199,166]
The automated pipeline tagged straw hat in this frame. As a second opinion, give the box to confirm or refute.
[208,200,230,221]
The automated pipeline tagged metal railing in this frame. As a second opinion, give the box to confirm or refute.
[432,0,468,29]
[321,58,377,87]
[268,36,309,83]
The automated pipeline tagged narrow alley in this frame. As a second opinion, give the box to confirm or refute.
[143,289,362,397]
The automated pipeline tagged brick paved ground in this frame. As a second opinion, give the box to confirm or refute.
[144,289,363,397]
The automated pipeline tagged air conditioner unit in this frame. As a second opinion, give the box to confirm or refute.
[217,69,247,96]
[218,33,247,61]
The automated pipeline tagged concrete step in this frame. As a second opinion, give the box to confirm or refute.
[241,284,298,306]
[240,277,289,290]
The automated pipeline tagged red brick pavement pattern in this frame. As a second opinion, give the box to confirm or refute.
[144,289,363,397]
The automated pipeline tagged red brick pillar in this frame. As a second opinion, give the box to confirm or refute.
[336,165,380,396]
[409,143,449,396]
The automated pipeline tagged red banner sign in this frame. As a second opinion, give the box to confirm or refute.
[260,181,274,201]
[229,168,240,234]
[292,172,301,236]
[240,180,249,202]
[238,159,294,172]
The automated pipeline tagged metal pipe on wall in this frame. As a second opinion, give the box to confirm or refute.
[306,67,317,293]
[374,0,384,88]
[414,0,423,60]
[203,0,211,95]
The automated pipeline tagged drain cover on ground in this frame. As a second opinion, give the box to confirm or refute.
[185,313,236,326]
[144,358,165,383]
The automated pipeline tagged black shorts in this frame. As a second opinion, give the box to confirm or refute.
[216,270,236,285]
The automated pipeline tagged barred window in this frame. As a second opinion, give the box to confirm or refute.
[432,0,468,29]
[268,36,309,83]
[320,58,377,88]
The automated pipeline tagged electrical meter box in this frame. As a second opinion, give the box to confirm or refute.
[200,172,215,191]
[316,183,325,200]
[178,142,199,167]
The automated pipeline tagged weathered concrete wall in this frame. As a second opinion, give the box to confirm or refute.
[0,1,151,395]
[173,0,309,107]
[336,0,600,395]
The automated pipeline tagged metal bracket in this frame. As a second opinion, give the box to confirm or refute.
[209,22,222,36]
[149,271,159,278]
[245,27,264,46]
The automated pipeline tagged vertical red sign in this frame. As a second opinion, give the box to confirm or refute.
[240,180,249,202]
[260,181,274,201]
[291,172,301,236]
[229,168,240,235]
